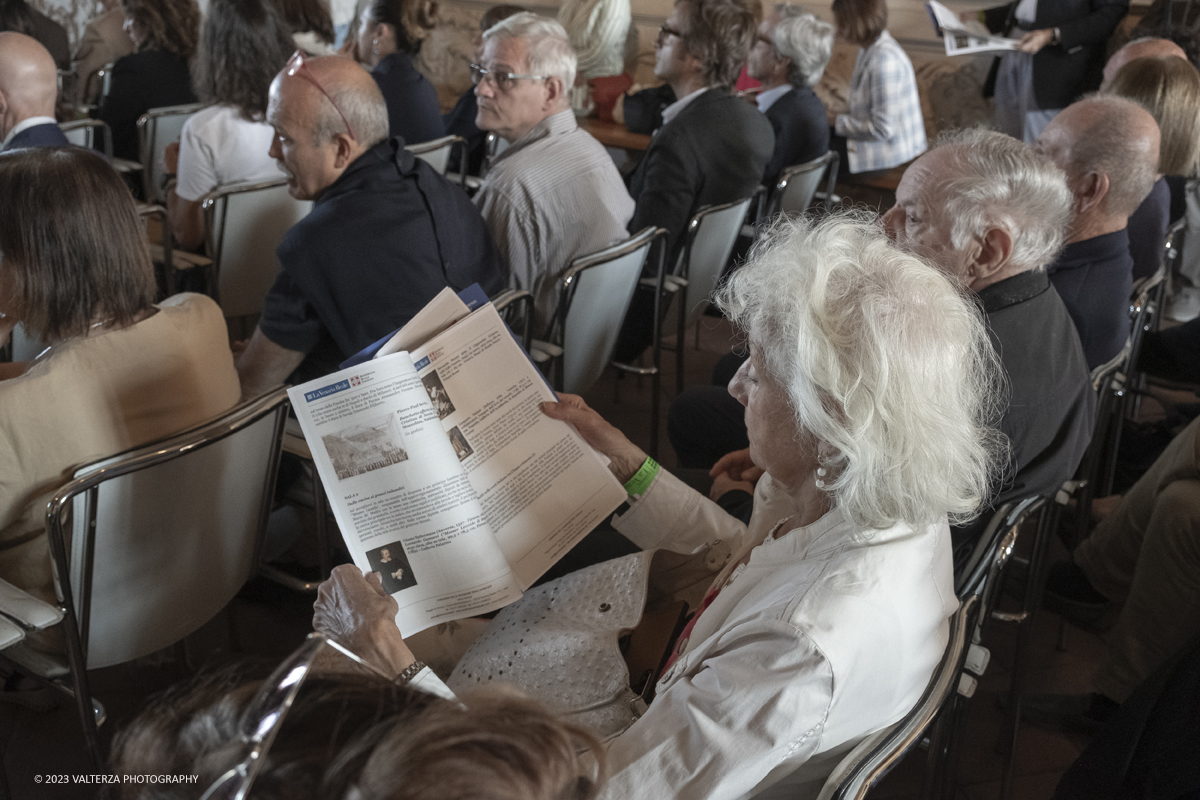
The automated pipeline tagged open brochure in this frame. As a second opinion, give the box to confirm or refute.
[287,292,628,637]
[927,0,1020,56]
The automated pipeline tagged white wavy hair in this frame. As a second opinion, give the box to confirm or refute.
[715,212,1008,531]
[935,128,1072,271]
[483,12,577,89]
[772,7,833,88]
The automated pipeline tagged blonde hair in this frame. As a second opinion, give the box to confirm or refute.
[1107,55,1200,176]
[715,212,1007,530]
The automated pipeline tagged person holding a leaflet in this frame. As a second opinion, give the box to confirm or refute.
[312,213,1005,799]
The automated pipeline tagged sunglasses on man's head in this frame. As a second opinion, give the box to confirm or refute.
[285,51,356,141]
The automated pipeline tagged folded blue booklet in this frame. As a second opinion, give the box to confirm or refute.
[339,284,492,370]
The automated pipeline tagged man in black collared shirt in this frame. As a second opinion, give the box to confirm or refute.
[1034,95,1160,370]
[236,56,505,399]
[883,128,1095,569]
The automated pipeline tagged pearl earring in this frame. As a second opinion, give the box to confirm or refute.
[815,466,827,490]
[372,38,379,56]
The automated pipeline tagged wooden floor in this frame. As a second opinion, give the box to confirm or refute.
[0,316,1118,800]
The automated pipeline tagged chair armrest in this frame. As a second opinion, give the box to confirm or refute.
[148,244,212,270]
[112,158,143,173]
[0,616,24,650]
[529,340,562,362]
[0,578,64,631]
[283,417,312,459]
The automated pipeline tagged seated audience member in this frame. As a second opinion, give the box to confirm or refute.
[0,148,240,652]
[746,5,832,188]
[883,129,1095,567]
[110,644,602,800]
[616,0,773,360]
[274,0,337,55]
[0,32,66,150]
[72,0,135,107]
[165,0,295,250]
[1022,414,1200,732]
[1035,95,1160,370]
[472,13,634,333]
[354,0,444,145]
[0,0,68,68]
[444,4,526,176]
[236,56,505,397]
[829,0,926,174]
[98,0,200,162]
[1105,55,1200,280]
[315,213,1005,798]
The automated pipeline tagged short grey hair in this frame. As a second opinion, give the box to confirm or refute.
[715,212,1006,530]
[312,73,390,148]
[934,128,1072,271]
[483,12,577,89]
[772,8,833,88]
[1067,94,1160,218]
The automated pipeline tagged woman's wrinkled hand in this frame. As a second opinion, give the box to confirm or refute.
[710,448,764,484]
[314,565,415,677]
[541,393,648,483]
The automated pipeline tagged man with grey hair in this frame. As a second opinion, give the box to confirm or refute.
[745,5,833,187]
[236,55,505,397]
[1035,94,1161,370]
[472,12,634,333]
[884,128,1095,567]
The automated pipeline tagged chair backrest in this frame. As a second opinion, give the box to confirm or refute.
[553,227,665,394]
[407,134,465,175]
[766,151,840,219]
[97,61,116,107]
[480,132,510,177]
[47,388,290,669]
[816,595,979,800]
[203,178,313,317]
[677,197,756,329]
[137,102,207,203]
[60,119,113,158]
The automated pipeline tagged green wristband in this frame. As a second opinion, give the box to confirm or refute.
[623,457,660,498]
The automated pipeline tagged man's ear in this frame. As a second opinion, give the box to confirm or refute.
[332,132,357,169]
[972,226,1014,282]
[545,76,567,109]
[1075,170,1111,216]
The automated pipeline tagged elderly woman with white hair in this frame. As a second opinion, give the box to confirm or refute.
[313,213,1004,799]
[746,5,835,187]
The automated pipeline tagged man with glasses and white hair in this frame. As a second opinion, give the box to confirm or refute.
[883,128,1095,567]
[236,54,505,398]
[472,12,634,334]
[746,5,834,187]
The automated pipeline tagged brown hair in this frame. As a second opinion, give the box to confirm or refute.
[195,0,296,121]
[677,0,758,87]
[123,0,201,59]
[364,0,438,54]
[110,664,603,800]
[0,148,155,343]
[273,0,334,43]
[480,3,525,32]
[1108,55,1200,176]
[831,0,887,47]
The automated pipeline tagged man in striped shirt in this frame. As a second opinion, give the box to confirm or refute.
[472,13,635,336]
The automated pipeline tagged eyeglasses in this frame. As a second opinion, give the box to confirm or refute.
[657,24,685,42]
[469,63,550,91]
[198,633,393,800]
[285,50,356,141]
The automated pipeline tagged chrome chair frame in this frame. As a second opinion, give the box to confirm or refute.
[26,388,289,767]
[763,151,840,221]
[60,118,112,158]
[201,177,310,322]
[491,288,535,352]
[137,102,208,203]
[407,134,467,176]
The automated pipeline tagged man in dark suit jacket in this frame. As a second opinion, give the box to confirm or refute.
[746,6,833,188]
[985,0,1128,140]
[616,0,773,360]
[0,32,67,151]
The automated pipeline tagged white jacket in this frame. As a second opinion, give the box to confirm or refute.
[422,468,957,799]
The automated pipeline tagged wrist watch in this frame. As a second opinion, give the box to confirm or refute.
[1051,27,1061,45]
